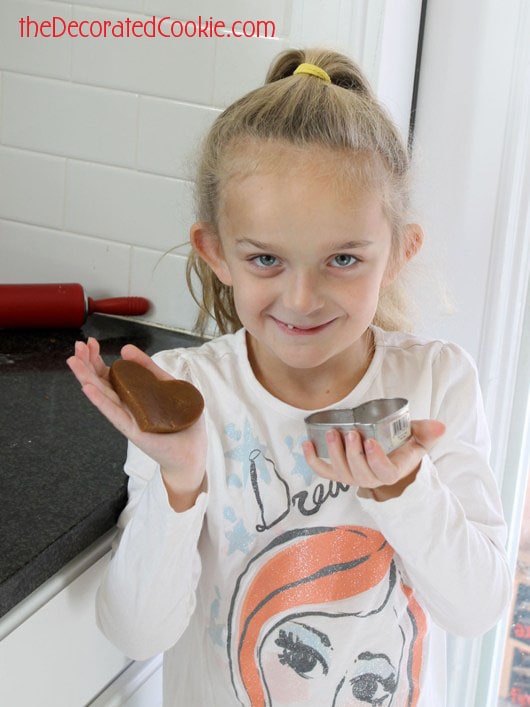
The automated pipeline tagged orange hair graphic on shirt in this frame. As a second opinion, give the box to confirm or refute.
[227,526,426,706]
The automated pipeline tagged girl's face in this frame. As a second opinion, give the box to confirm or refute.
[259,612,407,706]
[193,145,399,400]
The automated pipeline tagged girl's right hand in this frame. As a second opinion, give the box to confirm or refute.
[66,337,207,510]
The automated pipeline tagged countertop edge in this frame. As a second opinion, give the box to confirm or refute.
[0,529,117,641]
[0,484,127,621]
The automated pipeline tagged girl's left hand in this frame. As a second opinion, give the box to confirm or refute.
[302,420,446,501]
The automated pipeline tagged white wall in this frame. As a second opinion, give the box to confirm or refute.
[411,0,530,485]
[411,0,525,361]
[0,0,421,333]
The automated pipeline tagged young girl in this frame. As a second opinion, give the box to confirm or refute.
[67,48,510,706]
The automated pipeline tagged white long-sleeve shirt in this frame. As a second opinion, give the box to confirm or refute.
[96,326,510,706]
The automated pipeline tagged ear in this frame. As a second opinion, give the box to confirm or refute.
[383,223,424,286]
[402,223,424,262]
[190,222,233,286]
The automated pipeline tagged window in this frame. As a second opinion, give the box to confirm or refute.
[500,477,530,705]
[413,1,530,704]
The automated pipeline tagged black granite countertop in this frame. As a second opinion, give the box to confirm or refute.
[0,315,202,619]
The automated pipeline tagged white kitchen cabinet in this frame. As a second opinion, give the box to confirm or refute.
[0,534,162,707]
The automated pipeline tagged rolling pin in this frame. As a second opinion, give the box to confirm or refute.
[0,283,151,328]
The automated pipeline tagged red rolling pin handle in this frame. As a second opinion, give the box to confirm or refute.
[87,297,150,317]
[0,283,150,328]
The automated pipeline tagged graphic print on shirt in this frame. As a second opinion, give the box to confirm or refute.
[223,420,351,534]
[226,526,426,707]
[248,447,354,530]
[249,449,291,531]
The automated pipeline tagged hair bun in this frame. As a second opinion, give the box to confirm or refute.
[265,48,373,98]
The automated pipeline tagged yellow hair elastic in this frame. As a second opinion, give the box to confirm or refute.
[293,63,331,83]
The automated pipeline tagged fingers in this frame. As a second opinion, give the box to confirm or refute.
[67,338,106,378]
[410,419,446,450]
[344,431,382,486]
[120,343,151,364]
[67,340,121,411]
[303,430,382,487]
[359,437,403,486]
[387,419,445,473]
[86,337,107,377]
[66,338,140,435]
[303,419,446,492]
[331,429,379,487]
[301,441,337,481]
[66,344,92,386]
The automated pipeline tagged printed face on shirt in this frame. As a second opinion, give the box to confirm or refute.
[198,142,394,399]
[258,610,406,706]
[227,527,426,706]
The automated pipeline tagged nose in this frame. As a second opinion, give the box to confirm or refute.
[282,270,324,317]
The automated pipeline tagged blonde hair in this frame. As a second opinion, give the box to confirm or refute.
[187,47,414,336]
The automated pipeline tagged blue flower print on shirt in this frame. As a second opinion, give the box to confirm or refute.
[224,418,271,488]
[285,434,314,484]
[224,505,257,555]
[207,586,225,647]
[223,506,237,523]
[225,423,242,442]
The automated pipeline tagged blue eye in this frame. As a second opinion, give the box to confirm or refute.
[253,254,279,268]
[331,254,358,268]
[275,629,328,679]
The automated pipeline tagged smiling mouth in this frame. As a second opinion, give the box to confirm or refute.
[273,317,334,335]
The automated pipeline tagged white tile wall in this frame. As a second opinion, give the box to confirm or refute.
[213,36,287,107]
[137,98,220,178]
[64,160,194,250]
[1,221,131,298]
[0,1,72,80]
[2,73,138,167]
[0,0,419,334]
[129,247,199,333]
[70,8,216,104]
[0,146,65,228]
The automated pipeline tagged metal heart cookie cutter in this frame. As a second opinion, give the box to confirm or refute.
[304,397,411,458]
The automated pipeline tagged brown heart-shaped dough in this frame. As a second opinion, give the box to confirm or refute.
[109,359,204,433]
